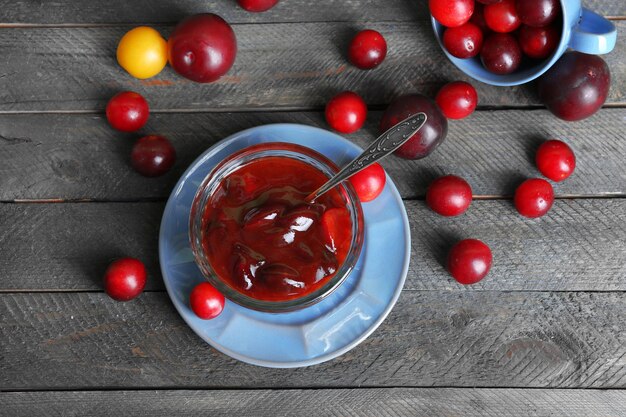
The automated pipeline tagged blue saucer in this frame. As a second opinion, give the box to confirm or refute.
[159,124,410,368]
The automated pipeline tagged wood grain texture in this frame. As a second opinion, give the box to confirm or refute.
[1,199,625,291]
[3,291,626,389]
[0,203,164,291]
[3,388,626,417]
[0,0,623,24]
[406,198,626,291]
[1,109,624,201]
[0,21,623,112]
[3,0,421,24]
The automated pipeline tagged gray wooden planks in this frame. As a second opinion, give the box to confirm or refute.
[0,0,416,25]
[0,0,623,24]
[3,290,626,389]
[407,198,626,291]
[1,199,625,291]
[0,202,164,291]
[0,0,427,25]
[3,388,626,417]
[0,21,624,112]
[1,109,624,201]
[1,0,625,404]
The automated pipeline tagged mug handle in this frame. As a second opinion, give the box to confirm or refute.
[569,8,617,55]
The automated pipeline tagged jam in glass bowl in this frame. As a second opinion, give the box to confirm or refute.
[189,142,364,312]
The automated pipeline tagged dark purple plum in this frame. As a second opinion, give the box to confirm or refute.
[168,14,237,83]
[480,33,522,74]
[131,135,176,177]
[380,94,448,160]
[537,51,610,121]
[516,0,559,27]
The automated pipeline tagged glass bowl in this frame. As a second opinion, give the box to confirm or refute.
[189,142,364,313]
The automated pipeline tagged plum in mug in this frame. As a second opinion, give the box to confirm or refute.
[431,0,617,86]
[189,142,364,313]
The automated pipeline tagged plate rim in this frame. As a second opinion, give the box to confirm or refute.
[159,123,411,368]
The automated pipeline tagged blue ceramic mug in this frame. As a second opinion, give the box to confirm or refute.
[431,0,617,86]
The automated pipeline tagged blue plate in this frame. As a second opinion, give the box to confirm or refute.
[159,124,410,368]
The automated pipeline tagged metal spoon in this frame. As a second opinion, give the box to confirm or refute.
[306,112,427,202]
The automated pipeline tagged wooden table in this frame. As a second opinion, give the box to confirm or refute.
[1,1,625,415]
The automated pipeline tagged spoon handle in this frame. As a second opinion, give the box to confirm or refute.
[307,112,427,202]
